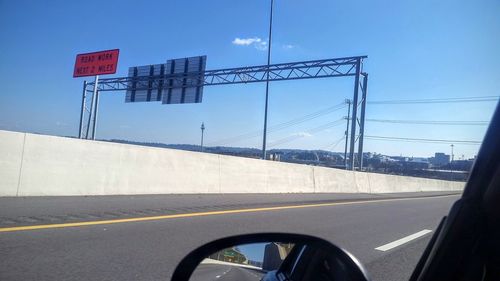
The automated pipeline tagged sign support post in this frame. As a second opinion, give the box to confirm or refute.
[73,49,119,139]
[357,73,368,170]
[78,80,87,139]
[349,58,361,170]
[85,84,94,139]
[90,75,99,140]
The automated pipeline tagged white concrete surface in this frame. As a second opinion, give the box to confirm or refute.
[0,131,25,196]
[312,166,357,193]
[0,130,465,197]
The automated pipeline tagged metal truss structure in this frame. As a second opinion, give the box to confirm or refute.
[88,56,364,92]
[79,55,368,170]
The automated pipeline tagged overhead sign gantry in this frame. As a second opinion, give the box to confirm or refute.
[75,53,368,170]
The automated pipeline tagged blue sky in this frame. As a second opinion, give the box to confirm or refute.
[0,0,498,158]
[237,243,266,263]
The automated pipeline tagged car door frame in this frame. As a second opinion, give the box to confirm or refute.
[410,101,500,281]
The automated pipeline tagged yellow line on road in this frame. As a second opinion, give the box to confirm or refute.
[0,194,459,233]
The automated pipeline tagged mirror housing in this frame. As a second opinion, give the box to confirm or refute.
[171,233,370,281]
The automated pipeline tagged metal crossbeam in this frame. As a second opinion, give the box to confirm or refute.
[87,56,366,92]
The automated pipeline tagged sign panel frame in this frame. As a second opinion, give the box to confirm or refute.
[73,49,120,78]
[125,63,166,103]
[162,56,207,105]
[124,55,207,105]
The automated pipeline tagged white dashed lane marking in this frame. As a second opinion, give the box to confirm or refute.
[375,229,432,251]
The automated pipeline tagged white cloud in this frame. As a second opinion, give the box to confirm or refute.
[293,132,313,138]
[232,37,262,46]
[231,37,296,52]
[254,41,268,51]
[232,37,268,51]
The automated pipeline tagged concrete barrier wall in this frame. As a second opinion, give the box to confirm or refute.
[0,131,25,196]
[0,130,464,197]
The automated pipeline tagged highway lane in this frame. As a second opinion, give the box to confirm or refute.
[0,192,456,226]
[190,264,264,281]
[190,264,232,281]
[0,192,460,281]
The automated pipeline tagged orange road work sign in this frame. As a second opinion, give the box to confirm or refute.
[73,49,119,77]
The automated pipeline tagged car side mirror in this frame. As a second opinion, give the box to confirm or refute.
[171,233,370,281]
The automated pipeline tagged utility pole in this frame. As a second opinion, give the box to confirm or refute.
[450,144,454,181]
[343,99,351,169]
[200,122,205,152]
[261,0,274,160]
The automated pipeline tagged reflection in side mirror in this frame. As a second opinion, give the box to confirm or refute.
[190,242,294,281]
[171,233,370,281]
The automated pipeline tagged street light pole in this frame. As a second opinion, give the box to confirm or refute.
[261,0,274,160]
[200,122,205,152]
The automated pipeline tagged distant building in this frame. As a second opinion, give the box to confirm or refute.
[209,247,247,264]
[451,159,474,171]
[390,156,409,162]
[247,260,263,268]
[407,157,430,169]
[431,152,450,166]
[268,153,281,161]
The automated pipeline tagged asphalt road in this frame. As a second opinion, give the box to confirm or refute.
[190,264,264,281]
[0,192,461,281]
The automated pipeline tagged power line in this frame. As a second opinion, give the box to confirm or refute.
[368,95,499,105]
[267,103,346,131]
[269,121,343,148]
[268,119,345,148]
[208,102,347,146]
[365,135,482,145]
[366,119,489,126]
[320,135,346,151]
